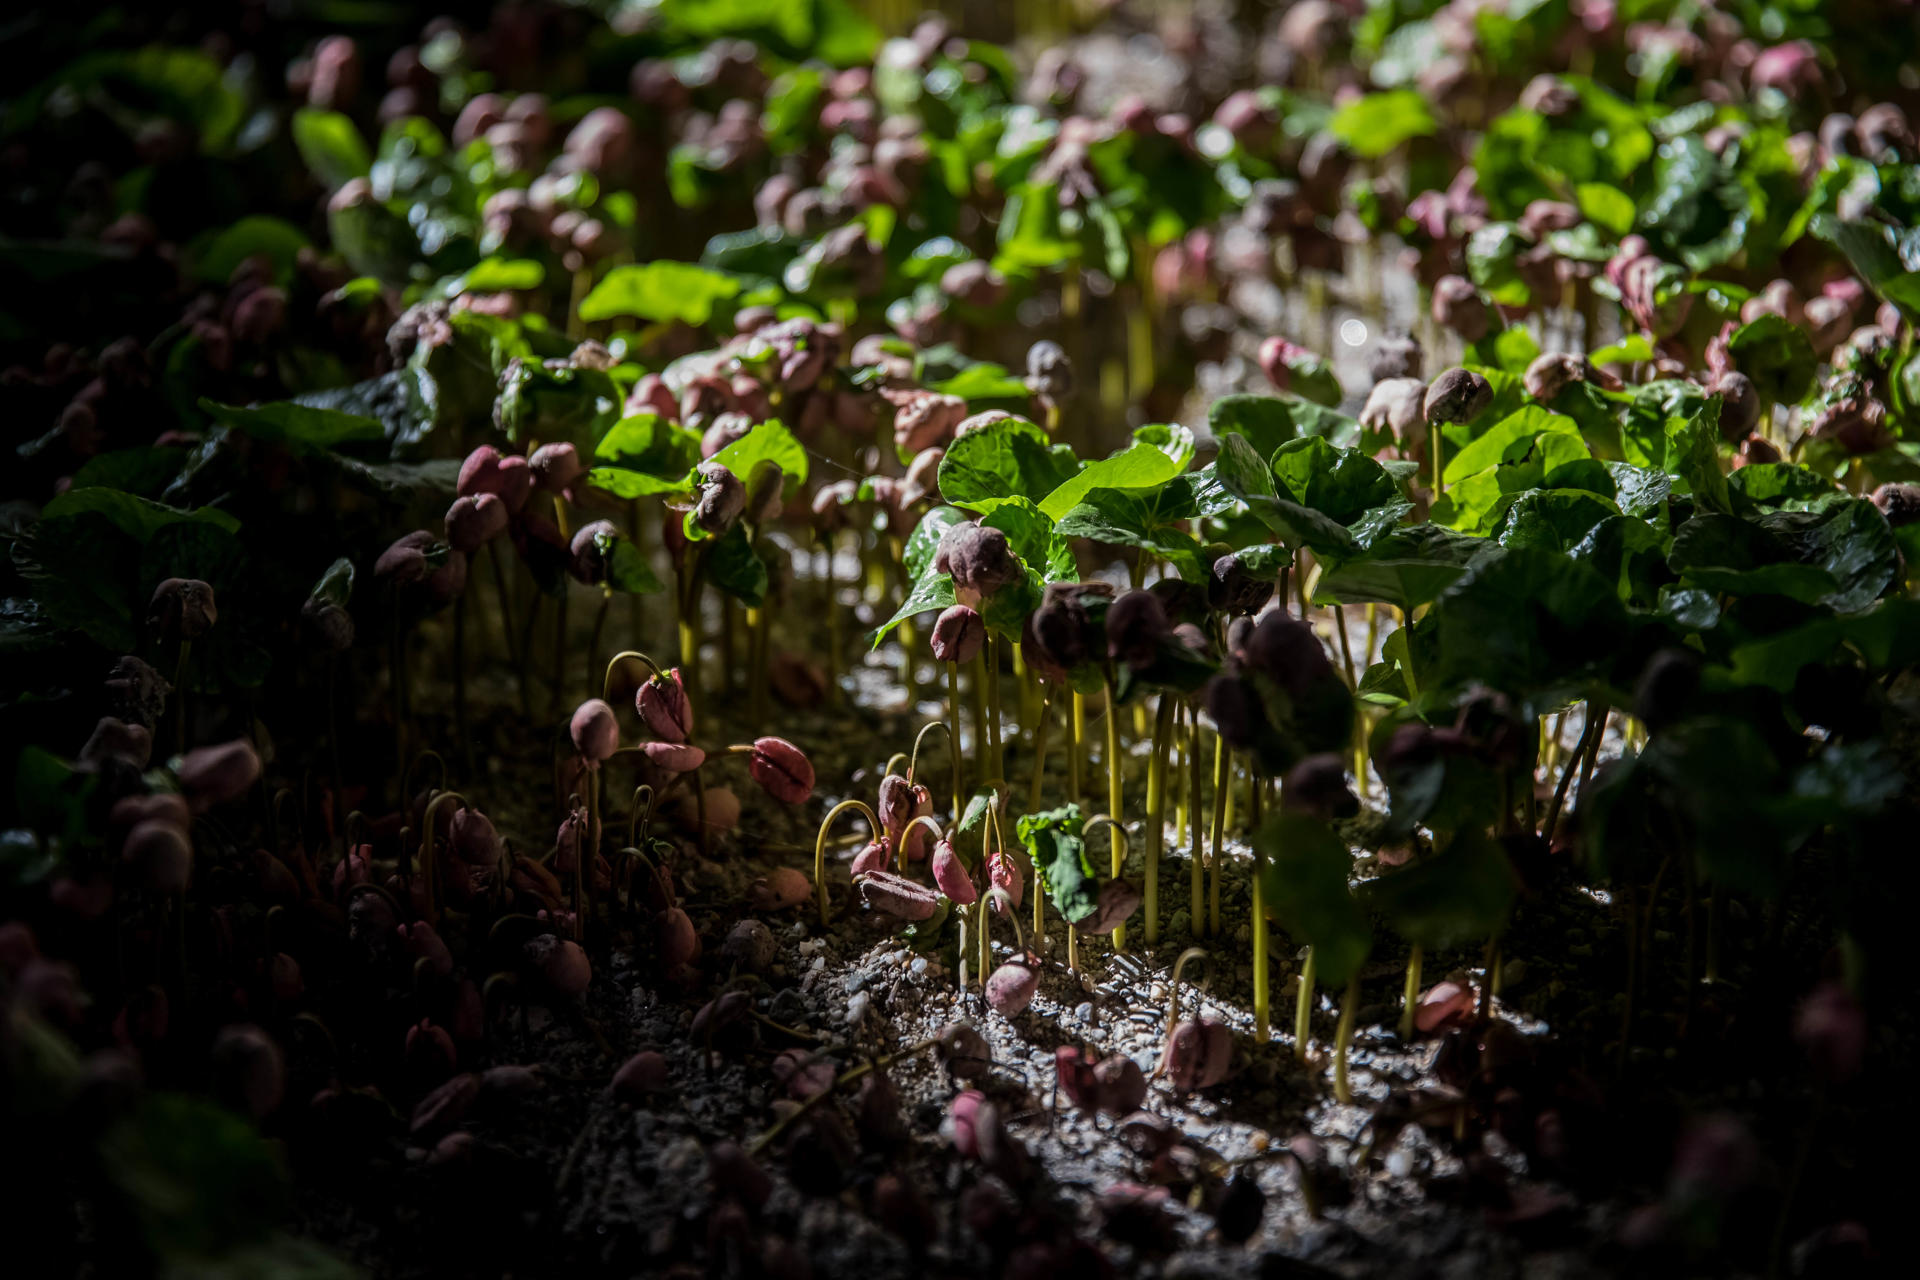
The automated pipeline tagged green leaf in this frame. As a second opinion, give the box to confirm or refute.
[1018,803,1099,924]
[1431,547,1629,697]
[194,217,309,289]
[1816,217,1920,319]
[1729,598,1920,691]
[1055,488,1206,582]
[1270,437,1397,525]
[704,420,808,497]
[1365,828,1518,949]
[936,414,1080,511]
[1037,440,1188,521]
[904,506,968,580]
[1328,90,1435,158]
[198,399,384,453]
[1313,524,1487,610]
[14,745,98,852]
[1252,813,1371,987]
[1727,313,1817,407]
[70,447,188,499]
[579,261,741,326]
[1208,394,1359,457]
[930,362,1031,402]
[1575,181,1636,236]
[591,413,702,486]
[981,497,1076,584]
[1669,497,1899,614]
[309,558,353,610]
[1442,406,1580,485]
[446,257,546,295]
[292,109,372,189]
[1728,463,1835,511]
[103,1093,290,1259]
[604,537,666,596]
[39,488,239,541]
[701,524,768,606]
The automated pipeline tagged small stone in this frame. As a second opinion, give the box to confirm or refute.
[846,992,871,1025]
[1386,1148,1414,1178]
[910,957,929,978]
[843,971,868,994]
[1074,1002,1095,1023]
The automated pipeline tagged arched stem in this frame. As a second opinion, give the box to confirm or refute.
[1167,947,1211,1035]
[812,800,880,927]
[417,790,471,923]
[907,721,948,787]
[628,785,658,850]
[602,650,665,704]
[403,750,446,807]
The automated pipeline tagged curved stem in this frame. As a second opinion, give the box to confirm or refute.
[628,785,657,850]
[1166,947,1211,1034]
[1333,971,1361,1105]
[908,721,949,788]
[416,790,470,924]
[579,777,597,940]
[984,885,1026,956]
[812,800,880,927]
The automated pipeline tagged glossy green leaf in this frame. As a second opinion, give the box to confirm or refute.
[1431,547,1629,696]
[1037,440,1187,521]
[704,420,808,497]
[936,414,1079,511]
[1669,497,1899,614]
[701,524,768,606]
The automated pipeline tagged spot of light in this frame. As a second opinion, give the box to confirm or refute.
[1340,319,1368,346]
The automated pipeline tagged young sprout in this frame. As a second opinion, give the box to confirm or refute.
[1158,948,1234,1093]
[811,799,880,926]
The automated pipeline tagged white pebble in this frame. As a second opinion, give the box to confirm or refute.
[845,992,871,1025]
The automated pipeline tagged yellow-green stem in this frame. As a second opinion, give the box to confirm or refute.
[1189,707,1205,937]
[1295,946,1316,1059]
[1252,847,1270,1042]
[1399,945,1423,1040]
[946,662,964,818]
[1069,691,1086,803]
[812,800,879,928]
[1208,736,1229,937]
[1144,693,1177,946]
[1334,972,1360,1104]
